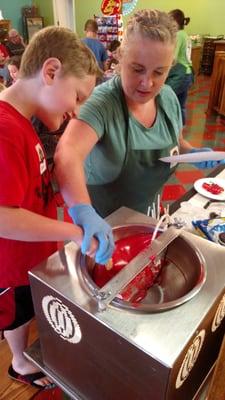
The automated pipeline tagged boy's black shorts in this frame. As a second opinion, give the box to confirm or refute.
[0,285,34,331]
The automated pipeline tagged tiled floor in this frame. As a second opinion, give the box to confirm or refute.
[162,75,225,206]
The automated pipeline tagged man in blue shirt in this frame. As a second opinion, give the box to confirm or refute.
[83,19,108,71]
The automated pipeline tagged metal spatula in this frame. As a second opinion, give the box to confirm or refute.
[94,225,183,311]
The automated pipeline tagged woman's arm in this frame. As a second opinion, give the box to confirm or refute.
[178,131,193,153]
[54,118,99,207]
[54,118,114,265]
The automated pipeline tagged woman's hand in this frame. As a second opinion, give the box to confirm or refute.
[190,147,225,169]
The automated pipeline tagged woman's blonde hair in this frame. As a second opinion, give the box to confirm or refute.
[20,26,102,79]
[121,9,177,52]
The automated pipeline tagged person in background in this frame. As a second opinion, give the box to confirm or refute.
[6,29,26,57]
[83,19,108,71]
[54,9,225,258]
[6,55,21,85]
[105,39,121,72]
[0,26,105,390]
[166,9,194,124]
[107,39,121,61]
[0,42,9,85]
[32,114,71,163]
[104,57,119,80]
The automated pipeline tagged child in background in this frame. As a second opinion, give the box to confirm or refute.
[32,113,71,163]
[6,55,21,85]
[107,39,120,61]
[0,26,103,389]
[83,19,108,71]
[105,40,120,70]
[104,57,119,80]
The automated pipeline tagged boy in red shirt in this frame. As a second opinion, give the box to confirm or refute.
[0,26,102,389]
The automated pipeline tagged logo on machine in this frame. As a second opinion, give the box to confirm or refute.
[169,145,179,168]
[211,294,225,333]
[42,295,82,344]
[175,329,205,389]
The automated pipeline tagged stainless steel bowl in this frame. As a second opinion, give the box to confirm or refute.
[78,224,206,312]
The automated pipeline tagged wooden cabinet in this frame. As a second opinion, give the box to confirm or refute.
[207,51,225,117]
[201,38,217,75]
[200,37,225,75]
[191,45,202,75]
[215,40,225,52]
[0,20,11,43]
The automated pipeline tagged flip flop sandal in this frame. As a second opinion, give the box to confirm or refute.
[8,365,55,389]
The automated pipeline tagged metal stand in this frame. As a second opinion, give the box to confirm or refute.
[24,340,85,400]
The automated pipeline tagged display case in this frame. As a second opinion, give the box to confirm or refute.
[24,16,44,42]
[94,14,123,48]
[21,5,41,43]
[200,36,224,75]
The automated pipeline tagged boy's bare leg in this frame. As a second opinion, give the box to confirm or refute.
[4,320,53,387]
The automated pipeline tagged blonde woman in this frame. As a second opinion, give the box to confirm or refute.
[55,9,225,257]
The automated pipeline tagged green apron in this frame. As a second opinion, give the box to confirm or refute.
[88,87,178,218]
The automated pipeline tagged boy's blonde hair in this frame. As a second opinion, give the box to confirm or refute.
[121,9,177,53]
[20,26,102,79]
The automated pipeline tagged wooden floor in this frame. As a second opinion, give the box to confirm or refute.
[0,319,40,400]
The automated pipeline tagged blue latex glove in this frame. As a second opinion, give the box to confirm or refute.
[69,204,114,265]
[190,147,225,169]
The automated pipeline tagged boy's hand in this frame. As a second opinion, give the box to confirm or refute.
[85,237,99,260]
[69,204,114,265]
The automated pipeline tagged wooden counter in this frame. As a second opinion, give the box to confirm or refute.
[191,45,202,75]
[207,51,225,116]
[215,40,225,52]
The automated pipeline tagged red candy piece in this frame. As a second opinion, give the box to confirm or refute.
[92,233,162,303]
[202,182,224,195]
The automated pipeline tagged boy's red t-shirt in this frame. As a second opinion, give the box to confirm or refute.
[0,101,58,287]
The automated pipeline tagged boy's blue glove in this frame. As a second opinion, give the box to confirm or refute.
[69,204,114,265]
[190,147,225,169]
